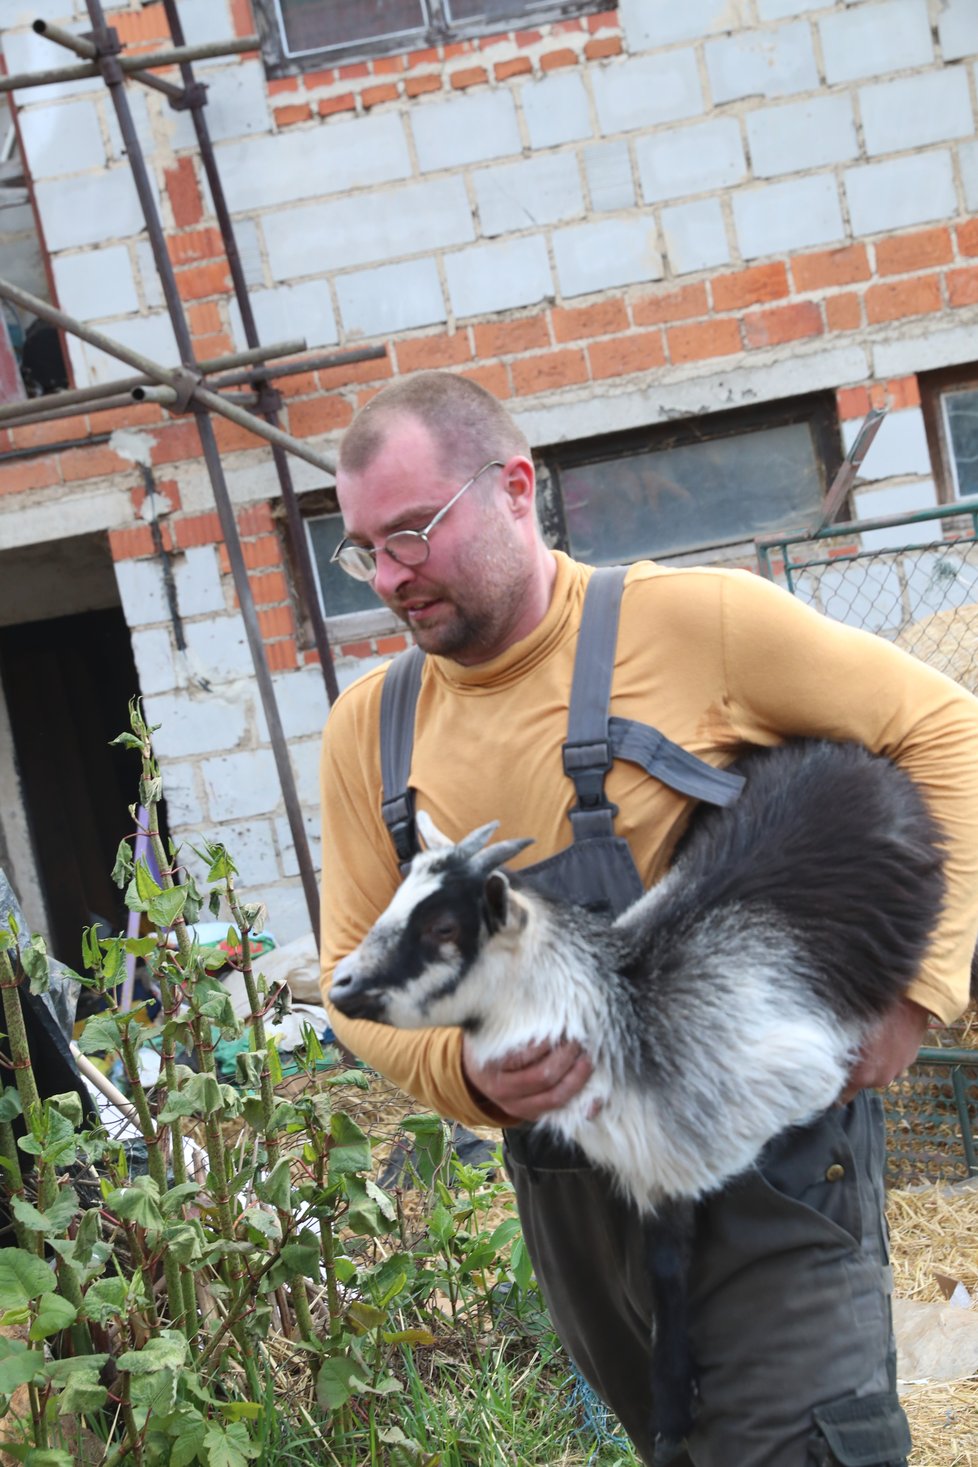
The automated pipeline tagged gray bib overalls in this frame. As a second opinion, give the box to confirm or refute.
[378,568,910,1467]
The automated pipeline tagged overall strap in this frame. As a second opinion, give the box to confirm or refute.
[379,644,425,865]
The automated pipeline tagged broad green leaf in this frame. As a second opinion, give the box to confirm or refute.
[510,1235,534,1293]
[81,1276,129,1324]
[76,1012,125,1056]
[24,1452,74,1467]
[0,1308,29,1328]
[279,1235,322,1280]
[488,1218,522,1250]
[0,1348,44,1394]
[29,1293,77,1340]
[329,1112,372,1176]
[203,1420,261,1467]
[238,1207,281,1244]
[104,1186,163,1232]
[146,885,187,930]
[346,1300,386,1332]
[46,1353,110,1382]
[0,1250,55,1307]
[160,1221,204,1266]
[57,1370,107,1414]
[342,1175,396,1237]
[384,1328,436,1347]
[21,936,50,995]
[111,839,134,889]
[217,1402,262,1422]
[315,1355,369,1411]
[401,1115,447,1187]
[109,731,143,750]
[117,1331,188,1376]
[170,1424,207,1467]
[134,857,162,904]
[130,1364,178,1413]
[159,1181,202,1217]
[0,1089,22,1123]
[255,1158,292,1212]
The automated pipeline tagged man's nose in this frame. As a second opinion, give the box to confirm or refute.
[372,548,416,600]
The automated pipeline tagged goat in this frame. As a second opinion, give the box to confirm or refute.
[330,739,947,1460]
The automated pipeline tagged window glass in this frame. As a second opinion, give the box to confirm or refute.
[557,422,826,565]
[275,0,427,57]
[941,387,978,499]
[306,514,380,618]
[446,0,551,22]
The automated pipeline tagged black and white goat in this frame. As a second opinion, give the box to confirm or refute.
[330,739,947,1458]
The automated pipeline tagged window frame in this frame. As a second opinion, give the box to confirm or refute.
[535,393,845,568]
[255,0,615,76]
[920,364,978,505]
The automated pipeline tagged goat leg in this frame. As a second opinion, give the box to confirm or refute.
[645,1201,698,1465]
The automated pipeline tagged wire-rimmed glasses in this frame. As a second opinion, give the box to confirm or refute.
[330,460,504,582]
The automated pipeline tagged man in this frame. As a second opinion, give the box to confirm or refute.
[319,371,978,1466]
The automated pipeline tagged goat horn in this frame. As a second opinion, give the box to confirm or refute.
[455,822,501,859]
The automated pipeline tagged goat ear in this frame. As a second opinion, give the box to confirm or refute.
[484,870,510,932]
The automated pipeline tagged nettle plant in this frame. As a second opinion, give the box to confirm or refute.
[0,702,540,1467]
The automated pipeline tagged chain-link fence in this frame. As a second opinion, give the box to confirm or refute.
[756,500,978,1186]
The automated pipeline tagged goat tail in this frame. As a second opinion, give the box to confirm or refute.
[644,1201,698,1465]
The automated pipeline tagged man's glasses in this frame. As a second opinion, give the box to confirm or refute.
[330,460,504,582]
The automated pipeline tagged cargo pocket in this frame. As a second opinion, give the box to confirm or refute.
[808,1389,911,1466]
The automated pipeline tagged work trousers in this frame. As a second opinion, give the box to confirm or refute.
[505,1094,911,1467]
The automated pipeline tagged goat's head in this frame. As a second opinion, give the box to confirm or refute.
[328,814,534,1031]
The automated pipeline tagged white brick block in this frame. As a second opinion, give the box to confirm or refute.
[66,311,180,388]
[619,0,751,47]
[844,152,956,236]
[860,70,973,156]
[260,883,316,949]
[336,260,445,338]
[211,820,281,886]
[842,407,932,481]
[275,812,322,882]
[269,668,330,740]
[157,760,201,829]
[33,168,148,250]
[756,0,822,15]
[444,236,553,318]
[732,175,844,259]
[218,113,411,213]
[174,546,226,619]
[520,71,592,149]
[706,23,818,102]
[51,245,139,321]
[142,692,250,758]
[201,749,282,822]
[2,24,103,103]
[873,323,978,378]
[17,99,104,177]
[174,0,232,45]
[636,117,745,203]
[819,0,932,84]
[661,199,731,274]
[114,557,169,628]
[263,178,473,278]
[592,52,703,135]
[474,154,584,237]
[170,60,271,146]
[226,219,264,289]
[961,140,978,213]
[855,483,942,552]
[131,626,178,696]
[229,280,338,353]
[135,242,165,309]
[104,90,154,165]
[584,142,636,212]
[289,740,322,811]
[411,91,522,171]
[183,614,254,683]
[938,0,978,60]
[552,218,663,298]
[746,94,858,178]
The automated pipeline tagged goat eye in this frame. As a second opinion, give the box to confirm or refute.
[427,917,460,945]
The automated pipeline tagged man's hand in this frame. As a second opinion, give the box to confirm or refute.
[839,997,931,1104]
[462,1035,593,1123]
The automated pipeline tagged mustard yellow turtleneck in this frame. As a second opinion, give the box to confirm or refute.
[319,552,978,1128]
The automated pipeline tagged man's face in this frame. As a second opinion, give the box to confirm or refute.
[335,417,535,665]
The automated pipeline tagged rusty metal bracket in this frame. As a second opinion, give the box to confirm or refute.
[168,366,204,414]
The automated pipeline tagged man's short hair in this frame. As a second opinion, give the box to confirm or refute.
[338,370,531,478]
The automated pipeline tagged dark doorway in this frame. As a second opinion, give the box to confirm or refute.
[0,607,144,973]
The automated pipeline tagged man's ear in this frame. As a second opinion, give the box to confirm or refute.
[484,870,511,933]
[500,456,536,521]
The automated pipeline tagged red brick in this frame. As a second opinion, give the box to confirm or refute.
[230,0,254,39]
[584,37,622,59]
[249,570,288,604]
[238,503,275,536]
[514,30,543,46]
[550,299,629,342]
[268,76,299,95]
[242,534,283,569]
[265,640,298,671]
[836,385,872,421]
[458,362,511,398]
[825,292,862,332]
[113,7,169,45]
[132,475,182,519]
[175,260,232,301]
[511,347,588,395]
[60,444,132,481]
[109,525,156,560]
[213,415,262,454]
[0,455,60,494]
[302,68,335,88]
[947,266,978,309]
[337,61,370,80]
[886,376,921,411]
[187,301,224,336]
[258,605,295,639]
[405,75,442,97]
[743,301,824,349]
[633,282,709,326]
[275,103,312,126]
[443,41,473,59]
[277,370,321,399]
[93,402,164,434]
[376,635,409,655]
[319,354,392,390]
[473,314,550,356]
[9,414,90,449]
[318,93,357,117]
[396,331,473,372]
[791,244,871,291]
[957,220,978,257]
[875,227,953,276]
[495,57,532,81]
[450,66,489,89]
[191,332,234,360]
[555,16,585,30]
[287,396,355,437]
[164,157,203,229]
[151,420,201,466]
[865,275,942,324]
[362,84,399,108]
[540,48,578,71]
[667,319,742,364]
[712,263,789,312]
[167,227,225,265]
[407,48,440,66]
[587,9,619,30]
[340,640,372,658]
[589,331,665,380]
[175,513,223,549]
[372,55,407,75]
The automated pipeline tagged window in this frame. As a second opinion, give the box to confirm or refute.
[306,509,380,620]
[258,0,612,72]
[537,395,843,567]
[922,367,978,502]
